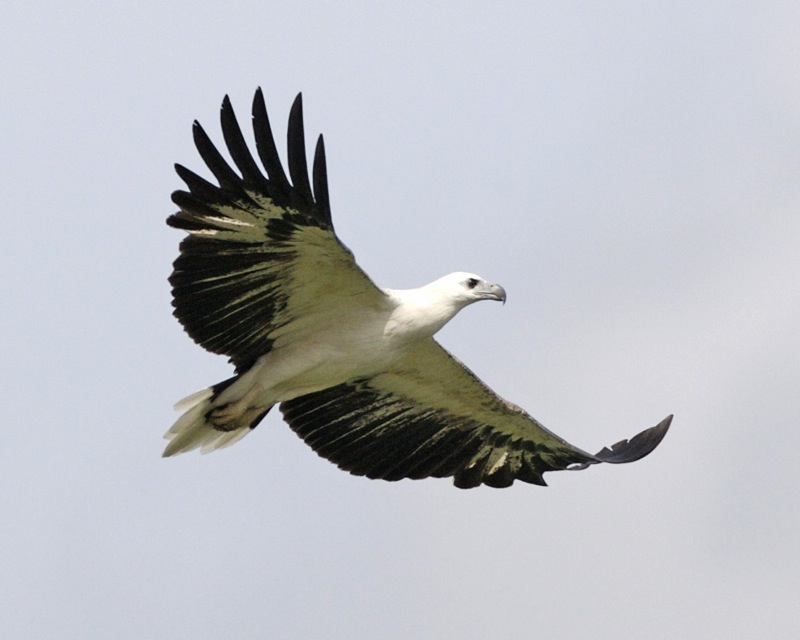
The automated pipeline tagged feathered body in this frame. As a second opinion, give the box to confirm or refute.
[164,272,502,455]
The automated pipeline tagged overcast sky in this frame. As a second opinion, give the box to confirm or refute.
[2,2,799,638]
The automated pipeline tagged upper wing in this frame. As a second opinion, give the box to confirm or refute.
[280,340,671,488]
[168,89,386,371]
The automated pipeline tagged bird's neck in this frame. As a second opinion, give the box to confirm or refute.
[383,287,464,339]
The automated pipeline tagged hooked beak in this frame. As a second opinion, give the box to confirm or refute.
[483,282,507,305]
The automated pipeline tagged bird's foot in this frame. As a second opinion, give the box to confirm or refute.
[208,401,269,432]
[207,403,244,431]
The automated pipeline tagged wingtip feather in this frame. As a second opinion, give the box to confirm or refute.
[594,414,672,464]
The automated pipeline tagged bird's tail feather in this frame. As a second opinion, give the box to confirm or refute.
[162,378,271,457]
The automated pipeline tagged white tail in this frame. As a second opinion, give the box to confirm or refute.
[162,387,254,456]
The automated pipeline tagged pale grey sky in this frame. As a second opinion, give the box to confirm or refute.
[2,2,799,638]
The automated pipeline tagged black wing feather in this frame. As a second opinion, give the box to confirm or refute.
[252,87,292,201]
[312,135,332,227]
[220,95,270,190]
[281,380,669,489]
[286,94,315,208]
[167,90,377,371]
[191,120,244,193]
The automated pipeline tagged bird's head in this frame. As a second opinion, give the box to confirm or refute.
[386,272,507,339]
[434,272,507,308]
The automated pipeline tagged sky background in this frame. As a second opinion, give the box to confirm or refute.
[2,2,799,638]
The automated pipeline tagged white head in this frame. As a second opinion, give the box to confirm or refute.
[384,272,507,339]
[426,272,507,308]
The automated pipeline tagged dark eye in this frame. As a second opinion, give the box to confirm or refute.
[466,278,479,289]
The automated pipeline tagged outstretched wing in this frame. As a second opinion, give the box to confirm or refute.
[280,340,671,488]
[168,89,386,372]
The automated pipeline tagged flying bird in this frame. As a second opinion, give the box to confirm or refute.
[164,89,671,488]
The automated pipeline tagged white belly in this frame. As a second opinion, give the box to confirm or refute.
[215,312,408,410]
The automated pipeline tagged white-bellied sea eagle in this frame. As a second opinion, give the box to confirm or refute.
[164,89,670,489]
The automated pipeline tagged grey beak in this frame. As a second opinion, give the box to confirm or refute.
[486,282,507,305]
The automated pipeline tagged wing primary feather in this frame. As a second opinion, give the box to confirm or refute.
[172,164,240,214]
[593,415,672,464]
[312,134,332,228]
[168,191,223,225]
[286,93,315,206]
[191,119,243,192]
[251,87,291,197]
[220,95,270,190]
[174,163,220,197]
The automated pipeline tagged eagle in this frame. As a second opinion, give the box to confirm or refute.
[164,89,670,489]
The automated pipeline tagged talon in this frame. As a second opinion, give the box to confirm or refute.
[207,404,240,431]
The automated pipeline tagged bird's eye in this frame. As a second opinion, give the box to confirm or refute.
[466,278,479,289]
